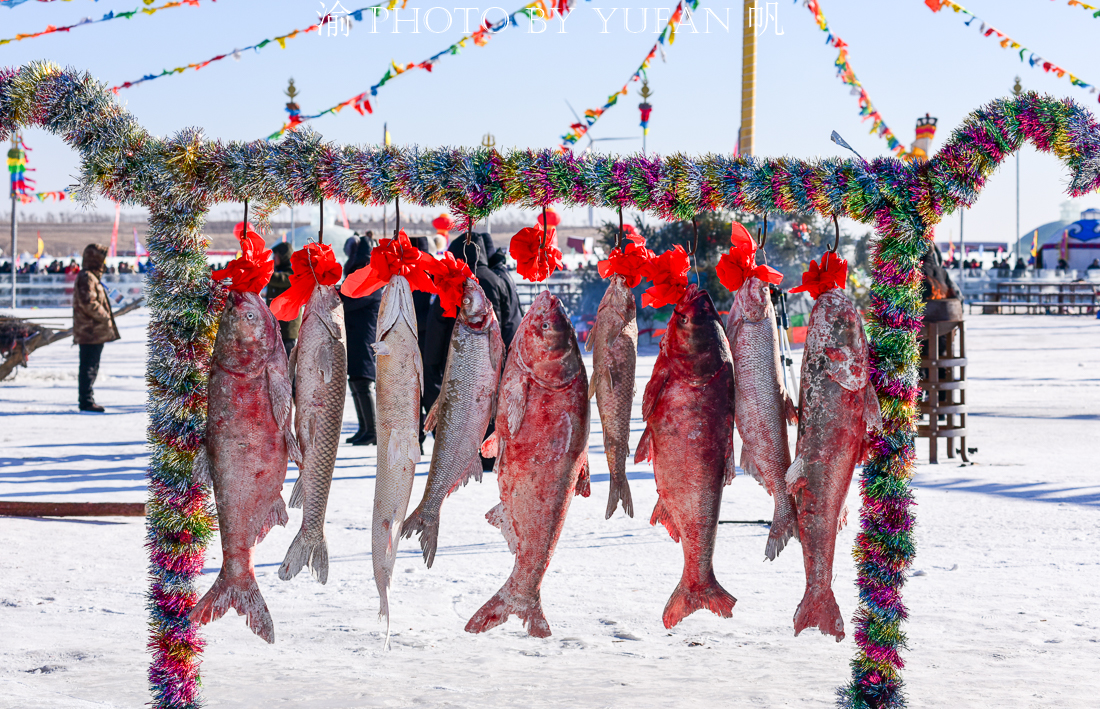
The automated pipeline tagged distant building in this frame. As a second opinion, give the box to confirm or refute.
[1035,207,1100,269]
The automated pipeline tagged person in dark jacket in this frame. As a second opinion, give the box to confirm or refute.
[483,233,522,347]
[72,243,120,412]
[340,235,382,446]
[265,242,301,357]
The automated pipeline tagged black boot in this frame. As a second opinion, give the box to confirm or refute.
[351,379,377,447]
[78,343,105,413]
[347,378,367,443]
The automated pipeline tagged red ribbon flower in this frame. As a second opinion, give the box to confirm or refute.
[597,231,654,288]
[715,222,783,292]
[789,251,849,299]
[509,223,564,283]
[211,221,273,294]
[269,243,343,321]
[641,245,691,309]
[342,230,440,297]
[431,251,477,317]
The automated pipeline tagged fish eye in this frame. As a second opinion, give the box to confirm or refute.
[462,297,471,305]
[541,322,550,330]
[679,315,688,325]
[246,312,255,320]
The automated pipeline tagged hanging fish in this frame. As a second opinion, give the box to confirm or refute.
[466,291,590,638]
[270,244,347,585]
[404,263,505,568]
[635,283,738,629]
[718,223,797,560]
[342,231,441,646]
[786,253,882,641]
[190,227,300,644]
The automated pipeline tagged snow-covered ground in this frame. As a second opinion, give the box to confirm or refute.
[1,309,1097,708]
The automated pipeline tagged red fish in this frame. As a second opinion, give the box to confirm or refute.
[190,291,300,643]
[726,276,799,560]
[635,284,737,629]
[787,289,882,641]
[466,291,590,638]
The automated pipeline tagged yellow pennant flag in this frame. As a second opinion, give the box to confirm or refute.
[35,234,45,259]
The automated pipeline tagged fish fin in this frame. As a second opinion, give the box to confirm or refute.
[641,356,670,421]
[320,304,342,340]
[784,391,799,425]
[587,367,599,400]
[480,431,500,459]
[388,427,421,468]
[649,497,680,542]
[414,344,424,395]
[402,504,440,568]
[487,322,506,420]
[191,447,213,487]
[634,426,654,464]
[256,496,289,545]
[458,454,484,489]
[785,456,807,496]
[501,374,529,437]
[837,504,849,532]
[267,362,302,467]
[189,570,275,644]
[278,528,329,584]
[574,453,591,498]
[288,341,298,377]
[372,340,392,357]
[318,340,334,384]
[662,574,737,629]
[423,399,440,433]
[740,448,764,488]
[288,475,305,510]
[465,583,551,638]
[765,493,799,561]
[486,502,518,554]
[863,384,883,433]
[793,587,845,641]
[724,444,738,487]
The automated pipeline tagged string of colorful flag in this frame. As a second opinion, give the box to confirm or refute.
[559,0,698,152]
[1,0,210,47]
[110,2,404,93]
[923,0,1099,101]
[6,133,34,196]
[266,0,572,140]
[1064,0,1100,18]
[802,0,905,156]
[2,0,104,8]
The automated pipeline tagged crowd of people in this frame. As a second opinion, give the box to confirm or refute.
[0,257,151,275]
[943,254,1100,273]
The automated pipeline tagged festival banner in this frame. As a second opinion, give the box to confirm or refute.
[6,134,34,198]
[803,0,905,156]
[1,0,211,47]
[267,1,573,139]
[559,0,698,152]
[924,0,1098,101]
[112,1,403,93]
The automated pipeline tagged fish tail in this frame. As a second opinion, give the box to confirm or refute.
[465,583,550,638]
[189,571,275,644]
[764,493,799,561]
[793,586,845,642]
[604,440,634,519]
[401,505,440,568]
[662,573,737,629]
[278,528,329,584]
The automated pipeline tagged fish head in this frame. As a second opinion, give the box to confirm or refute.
[664,284,729,373]
[457,278,494,330]
[732,276,771,323]
[214,290,277,373]
[518,290,581,384]
[601,273,637,320]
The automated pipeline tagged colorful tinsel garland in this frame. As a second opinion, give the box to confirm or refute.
[3,61,1100,709]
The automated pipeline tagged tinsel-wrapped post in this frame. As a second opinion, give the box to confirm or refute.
[144,203,220,709]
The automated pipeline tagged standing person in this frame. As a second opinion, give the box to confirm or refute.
[72,243,120,413]
[265,242,301,357]
[341,235,382,446]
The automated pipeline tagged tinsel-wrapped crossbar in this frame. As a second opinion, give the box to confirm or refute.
[3,61,1099,709]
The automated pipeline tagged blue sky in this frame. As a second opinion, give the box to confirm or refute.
[4,0,1099,244]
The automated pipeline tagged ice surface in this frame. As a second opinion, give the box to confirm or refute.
[1,310,1097,707]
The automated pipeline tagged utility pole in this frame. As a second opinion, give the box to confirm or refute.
[8,134,18,309]
[638,77,653,156]
[958,208,965,276]
[739,0,757,157]
[1013,76,1022,265]
[382,122,389,236]
[481,132,496,235]
[285,78,300,247]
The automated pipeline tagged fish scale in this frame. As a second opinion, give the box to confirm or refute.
[404,278,504,568]
[279,285,347,585]
[726,276,799,560]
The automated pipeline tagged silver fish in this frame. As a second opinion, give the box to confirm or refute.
[372,275,423,645]
[403,278,504,567]
[726,276,799,560]
[279,284,347,584]
[190,290,301,644]
[587,273,638,518]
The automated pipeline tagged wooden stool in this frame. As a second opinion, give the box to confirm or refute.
[917,319,968,463]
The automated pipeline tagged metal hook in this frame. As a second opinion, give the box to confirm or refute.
[829,214,840,254]
[318,198,323,244]
[756,213,769,249]
[616,207,624,251]
[541,204,549,248]
[241,198,248,237]
[688,217,699,256]
[394,197,401,239]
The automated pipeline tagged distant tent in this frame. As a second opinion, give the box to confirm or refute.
[1037,208,1100,270]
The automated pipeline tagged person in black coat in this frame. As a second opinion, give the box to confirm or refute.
[341,235,383,446]
[483,233,523,348]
